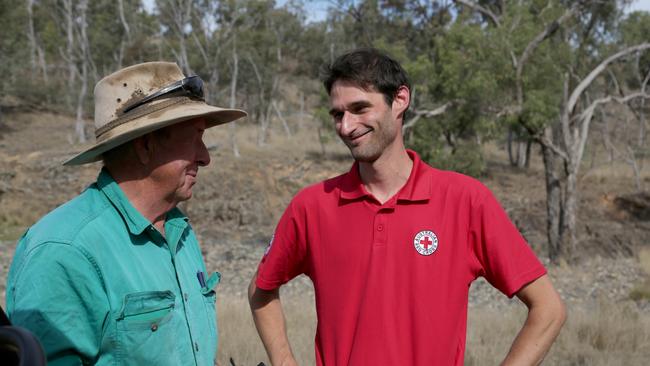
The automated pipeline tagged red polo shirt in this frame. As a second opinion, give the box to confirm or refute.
[256,150,546,365]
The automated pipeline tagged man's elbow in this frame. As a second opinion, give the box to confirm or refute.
[535,289,567,335]
[550,295,567,330]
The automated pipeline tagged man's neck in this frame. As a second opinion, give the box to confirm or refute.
[358,144,413,205]
[109,169,172,237]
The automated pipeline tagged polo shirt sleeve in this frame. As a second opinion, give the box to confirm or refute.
[468,188,546,298]
[7,242,109,365]
[256,199,308,290]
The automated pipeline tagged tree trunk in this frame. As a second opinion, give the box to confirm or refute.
[562,160,578,261]
[298,92,304,132]
[230,47,240,158]
[75,0,89,143]
[175,0,192,74]
[516,140,528,168]
[541,128,563,263]
[26,0,48,82]
[272,101,292,138]
[26,0,37,73]
[117,0,131,42]
[63,0,75,110]
[507,128,530,168]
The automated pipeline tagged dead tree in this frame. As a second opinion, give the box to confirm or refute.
[230,38,240,158]
[540,43,650,261]
[26,0,48,82]
[74,0,90,143]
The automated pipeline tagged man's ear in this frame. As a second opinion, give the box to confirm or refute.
[132,134,155,165]
[392,85,410,120]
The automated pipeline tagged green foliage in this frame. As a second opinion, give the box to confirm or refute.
[410,137,486,178]
[619,11,650,84]
[1,0,647,172]
[407,114,486,177]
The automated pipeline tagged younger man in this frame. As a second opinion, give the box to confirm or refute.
[249,48,565,365]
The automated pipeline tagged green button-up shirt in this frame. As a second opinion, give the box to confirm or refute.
[6,169,219,366]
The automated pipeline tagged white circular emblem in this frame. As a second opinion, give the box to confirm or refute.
[413,230,438,256]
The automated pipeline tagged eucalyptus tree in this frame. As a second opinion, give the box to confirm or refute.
[454,0,649,262]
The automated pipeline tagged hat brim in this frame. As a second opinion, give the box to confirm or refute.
[63,102,246,166]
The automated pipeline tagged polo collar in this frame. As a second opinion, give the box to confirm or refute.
[97,169,189,237]
[396,150,431,202]
[339,149,431,203]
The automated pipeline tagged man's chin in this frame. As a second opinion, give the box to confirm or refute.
[349,147,380,163]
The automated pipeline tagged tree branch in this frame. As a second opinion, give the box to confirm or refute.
[567,43,650,115]
[402,102,453,133]
[516,4,579,106]
[454,0,501,27]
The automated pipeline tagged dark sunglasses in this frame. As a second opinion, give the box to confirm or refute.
[122,75,204,114]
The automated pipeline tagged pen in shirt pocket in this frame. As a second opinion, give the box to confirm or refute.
[197,270,206,288]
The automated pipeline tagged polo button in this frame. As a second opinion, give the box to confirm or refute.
[184,293,189,302]
[377,225,384,231]
[151,323,158,332]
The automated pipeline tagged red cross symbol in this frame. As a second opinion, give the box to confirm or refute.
[420,236,433,250]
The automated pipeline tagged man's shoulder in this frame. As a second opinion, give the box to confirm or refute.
[23,184,111,246]
[424,164,490,200]
[291,171,348,204]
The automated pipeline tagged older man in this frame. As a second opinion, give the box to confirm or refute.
[6,62,245,365]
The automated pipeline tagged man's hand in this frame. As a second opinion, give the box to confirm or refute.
[248,272,298,366]
[501,274,566,365]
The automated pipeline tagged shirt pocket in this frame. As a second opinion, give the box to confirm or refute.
[115,290,186,365]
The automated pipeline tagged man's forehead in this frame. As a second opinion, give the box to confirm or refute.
[330,79,377,94]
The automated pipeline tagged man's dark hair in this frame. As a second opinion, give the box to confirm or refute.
[321,48,411,109]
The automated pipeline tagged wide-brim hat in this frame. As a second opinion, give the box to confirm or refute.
[64,62,247,165]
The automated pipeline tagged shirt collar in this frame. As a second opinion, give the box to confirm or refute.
[97,168,189,237]
[339,149,431,203]
[396,149,431,202]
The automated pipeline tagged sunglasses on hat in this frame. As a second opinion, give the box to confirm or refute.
[122,75,204,114]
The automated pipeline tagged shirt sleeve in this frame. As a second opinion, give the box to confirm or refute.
[469,188,546,298]
[7,242,109,365]
[256,199,308,290]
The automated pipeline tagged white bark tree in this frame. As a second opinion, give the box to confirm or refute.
[26,0,48,82]
[541,43,650,261]
[74,0,90,143]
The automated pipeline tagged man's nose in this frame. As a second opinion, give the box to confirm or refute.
[339,112,356,136]
[197,139,211,167]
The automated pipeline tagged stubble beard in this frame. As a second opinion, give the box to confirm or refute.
[345,116,397,163]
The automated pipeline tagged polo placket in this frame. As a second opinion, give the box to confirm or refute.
[373,204,397,246]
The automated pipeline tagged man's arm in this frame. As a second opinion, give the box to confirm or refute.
[248,272,298,366]
[7,243,108,365]
[501,274,566,366]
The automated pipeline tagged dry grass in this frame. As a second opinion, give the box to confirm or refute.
[217,295,650,366]
[217,294,316,366]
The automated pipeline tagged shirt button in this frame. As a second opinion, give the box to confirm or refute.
[194,342,199,352]
[377,225,384,231]
[151,323,158,332]
[184,293,189,302]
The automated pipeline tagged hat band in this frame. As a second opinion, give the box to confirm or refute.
[96,96,195,141]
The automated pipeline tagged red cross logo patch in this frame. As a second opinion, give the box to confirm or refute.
[413,230,438,256]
